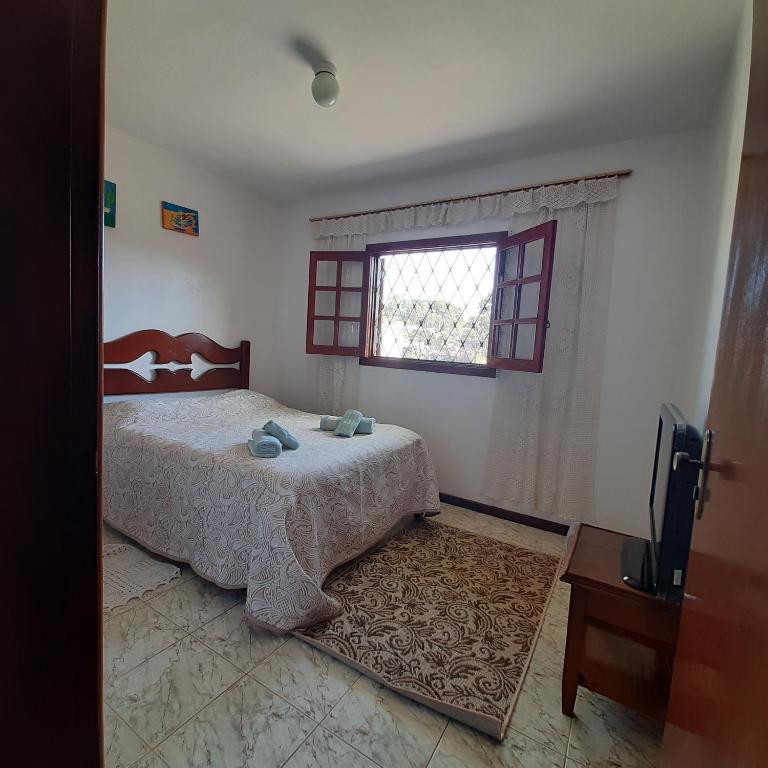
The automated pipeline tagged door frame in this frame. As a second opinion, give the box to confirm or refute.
[5,1,105,765]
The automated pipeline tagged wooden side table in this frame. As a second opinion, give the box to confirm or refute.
[559,523,681,721]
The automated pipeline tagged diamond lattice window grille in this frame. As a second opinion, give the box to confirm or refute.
[374,246,496,365]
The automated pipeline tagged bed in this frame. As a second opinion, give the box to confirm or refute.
[103,330,440,631]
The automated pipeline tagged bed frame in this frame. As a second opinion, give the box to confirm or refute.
[104,329,250,395]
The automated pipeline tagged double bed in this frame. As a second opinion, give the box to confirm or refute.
[103,330,440,631]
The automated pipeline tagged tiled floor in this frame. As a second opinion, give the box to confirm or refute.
[103,505,663,768]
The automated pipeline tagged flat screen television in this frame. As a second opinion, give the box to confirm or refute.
[621,403,702,602]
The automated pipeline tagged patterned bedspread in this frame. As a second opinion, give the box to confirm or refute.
[103,390,440,631]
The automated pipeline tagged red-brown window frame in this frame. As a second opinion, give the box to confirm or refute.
[361,232,509,377]
[305,225,556,375]
[306,251,370,356]
[486,220,557,373]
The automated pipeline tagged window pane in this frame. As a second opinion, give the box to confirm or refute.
[522,239,544,277]
[374,246,496,364]
[514,324,536,359]
[339,291,361,317]
[492,324,513,358]
[313,319,335,346]
[338,321,360,347]
[519,282,540,318]
[316,260,337,287]
[498,287,517,320]
[341,261,363,288]
[501,246,520,281]
[314,290,336,316]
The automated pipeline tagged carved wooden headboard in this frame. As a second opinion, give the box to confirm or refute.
[104,329,250,395]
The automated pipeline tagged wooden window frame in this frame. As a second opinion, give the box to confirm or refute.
[305,225,557,376]
[306,251,370,356]
[361,232,507,376]
[486,221,557,373]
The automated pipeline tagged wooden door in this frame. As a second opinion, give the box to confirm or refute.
[4,1,105,766]
[662,3,768,765]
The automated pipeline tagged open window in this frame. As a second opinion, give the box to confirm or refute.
[306,251,370,356]
[487,221,557,372]
[305,222,556,374]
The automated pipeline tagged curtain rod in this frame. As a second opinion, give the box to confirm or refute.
[309,169,632,223]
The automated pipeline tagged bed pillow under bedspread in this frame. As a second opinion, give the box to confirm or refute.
[103,390,440,631]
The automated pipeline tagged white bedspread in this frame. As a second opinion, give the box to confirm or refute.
[103,390,440,631]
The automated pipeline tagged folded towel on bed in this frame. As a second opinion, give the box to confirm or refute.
[262,420,299,450]
[320,415,340,431]
[334,409,364,438]
[321,414,376,434]
[248,430,282,458]
[355,416,376,434]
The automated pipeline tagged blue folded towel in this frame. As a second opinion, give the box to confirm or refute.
[334,409,364,438]
[320,414,376,434]
[248,430,282,458]
[320,415,339,431]
[263,420,299,450]
[356,417,376,434]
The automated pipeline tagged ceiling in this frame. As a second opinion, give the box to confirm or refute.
[106,0,744,202]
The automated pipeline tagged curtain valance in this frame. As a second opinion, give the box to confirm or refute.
[311,176,619,239]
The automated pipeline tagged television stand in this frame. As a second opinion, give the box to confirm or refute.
[559,524,681,721]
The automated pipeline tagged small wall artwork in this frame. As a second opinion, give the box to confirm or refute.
[104,180,116,228]
[161,201,199,236]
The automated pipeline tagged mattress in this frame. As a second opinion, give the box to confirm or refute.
[103,390,440,631]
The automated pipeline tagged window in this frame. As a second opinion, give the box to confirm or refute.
[306,252,370,356]
[306,222,557,375]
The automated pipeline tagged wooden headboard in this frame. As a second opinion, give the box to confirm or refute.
[104,329,250,395]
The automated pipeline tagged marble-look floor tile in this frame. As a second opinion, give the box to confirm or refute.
[104,706,148,768]
[132,752,170,768]
[104,603,187,684]
[194,602,286,672]
[436,505,483,533]
[323,675,448,768]
[437,505,548,553]
[545,584,571,625]
[429,721,565,768]
[146,576,244,632]
[138,563,194,603]
[250,638,359,721]
[535,531,568,557]
[104,596,143,621]
[157,675,315,768]
[106,635,242,747]
[480,519,543,551]
[283,726,379,768]
[508,656,572,755]
[567,690,662,768]
[532,614,567,674]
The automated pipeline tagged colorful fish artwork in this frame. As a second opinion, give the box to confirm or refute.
[161,201,199,236]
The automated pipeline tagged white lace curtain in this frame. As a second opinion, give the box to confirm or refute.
[482,201,617,522]
[313,234,368,415]
[312,177,619,522]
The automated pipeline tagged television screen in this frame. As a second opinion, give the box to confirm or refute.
[622,403,701,600]
[648,404,701,596]
[649,413,674,575]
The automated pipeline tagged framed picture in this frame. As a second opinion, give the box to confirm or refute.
[161,200,199,236]
[104,180,116,228]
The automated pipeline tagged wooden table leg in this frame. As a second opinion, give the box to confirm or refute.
[562,585,587,717]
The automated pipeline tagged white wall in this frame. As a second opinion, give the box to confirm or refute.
[105,11,751,538]
[694,1,752,426]
[273,131,718,537]
[104,126,279,395]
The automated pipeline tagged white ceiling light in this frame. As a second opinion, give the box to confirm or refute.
[311,62,339,107]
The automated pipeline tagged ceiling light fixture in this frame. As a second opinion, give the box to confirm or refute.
[311,62,339,107]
